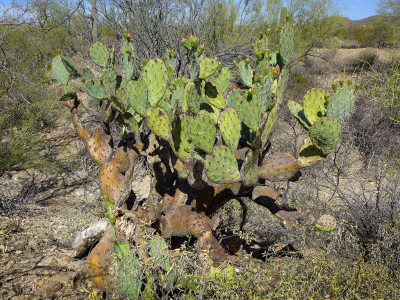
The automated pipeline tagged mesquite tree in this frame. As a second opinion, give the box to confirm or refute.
[52,22,357,295]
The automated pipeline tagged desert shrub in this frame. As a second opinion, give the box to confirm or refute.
[0,87,70,175]
[340,39,362,49]
[0,23,77,175]
[363,54,400,123]
[342,48,378,73]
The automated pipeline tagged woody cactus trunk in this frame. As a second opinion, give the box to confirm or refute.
[52,23,356,293]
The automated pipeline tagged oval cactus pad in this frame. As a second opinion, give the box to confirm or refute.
[326,86,356,121]
[258,152,300,181]
[215,67,231,93]
[237,92,262,131]
[52,56,69,85]
[310,117,341,155]
[218,108,241,151]
[143,59,168,106]
[172,115,193,162]
[188,115,217,153]
[127,79,149,116]
[199,56,220,79]
[90,42,109,68]
[303,88,328,125]
[205,146,240,184]
[205,82,225,109]
[146,106,171,140]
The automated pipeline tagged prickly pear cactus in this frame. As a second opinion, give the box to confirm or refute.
[53,22,358,296]
[288,81,357,160]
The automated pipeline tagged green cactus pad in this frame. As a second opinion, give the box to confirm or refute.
[188,115,217,153]
[279,22,294,65]
[237,92,262,131]
[205,146,240,183]
[315,214,337,231]
[258,152,300,181]
[276,68,289,103]
[90,42,109,68]
[310,117,341,155]
[218,108,241,150]
[82,68,95,81]
[240,149,259,187]
[171,86,185,108]
[158,100,173,120]
[127,79,149,116]
[117,254,142,300]
[255,57,269,80]
[52,56,69,85]
[215,67,231,94]
[143,59,168,106]
[198,56,220,79]
[116,88,130,111]
[288,100,311,130]
[61,51,79,76]
[270,52,278,66]
[183,82,201,113]
[146,106,171,140]
[101,68,117,92]
[85,80,106,99]
[198,103,220,124]
[326,86,356,121]
[252,82,263,95]
[261,104,279,147]
[237,60,253,88]
[172,115,193,162]
[255,33,269,52]
[303,88,328,125]
[116,76,127,89]
[164,50,177,72]
[260,76,273,111]
[188,53,199,81]
[122,40,136,80]
[227,89,240,109]
[205,82,225,109]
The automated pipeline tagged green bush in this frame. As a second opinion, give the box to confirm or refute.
[0,24,75,175]
[363,54,400,123]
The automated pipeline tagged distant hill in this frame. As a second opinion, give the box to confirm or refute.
[341,16,380,28]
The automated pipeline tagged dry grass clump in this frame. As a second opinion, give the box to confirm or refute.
[157,237,400,299]
[341,48,378,73]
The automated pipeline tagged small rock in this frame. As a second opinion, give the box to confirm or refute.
[40,281,62,299]
[53,272,71,285]
[69,260,85,270]
[7,267,15,274]
[37,280,44,286]
[71,218,108,258]
[15,243,26,251]
[28,240,39,250]
[15,250,23,255]
[34,255,66,268]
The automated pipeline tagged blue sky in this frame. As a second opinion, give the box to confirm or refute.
[337,0,377,20]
